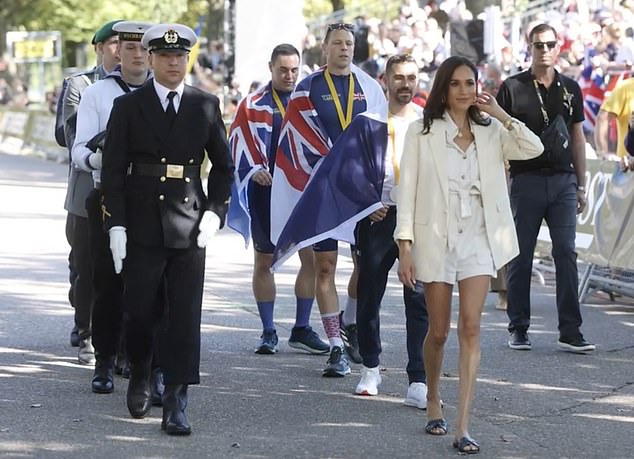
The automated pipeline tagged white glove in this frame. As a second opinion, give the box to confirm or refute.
[197,211,220,248]
[109,226,127,274]
[88,152,102,170]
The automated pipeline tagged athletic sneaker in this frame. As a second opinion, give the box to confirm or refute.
[255,329,278,354]
[355,366,381,396]
[339,312,362,364]
[557,336,596,353]
[508,330,532,350]
[323,346,351,377]
[403,382,427,409]
[288,326,329,354]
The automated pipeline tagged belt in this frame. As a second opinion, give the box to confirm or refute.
[127,163,200,180]
[516,168,569,176]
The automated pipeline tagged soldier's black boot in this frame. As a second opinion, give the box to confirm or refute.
[162,384,191,435]
[91,355,115,394]
[150,367,165,406]
[126,360,152,418]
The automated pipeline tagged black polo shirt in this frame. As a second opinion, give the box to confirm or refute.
[496,69,584,177]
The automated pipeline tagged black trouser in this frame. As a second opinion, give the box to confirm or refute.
[122,241,205,385]
[356,207,428,384]
[506,172,583,340]
[65,212,92,337]
[86,188,123,358]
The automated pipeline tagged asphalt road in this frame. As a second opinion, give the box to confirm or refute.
[0,151,632,458]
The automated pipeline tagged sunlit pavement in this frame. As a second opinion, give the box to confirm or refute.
[0,150,632,458]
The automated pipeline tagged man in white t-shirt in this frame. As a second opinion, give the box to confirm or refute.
[354,55,429,406]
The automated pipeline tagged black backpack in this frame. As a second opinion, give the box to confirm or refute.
[54,73,93,148]
[54,78,69,147]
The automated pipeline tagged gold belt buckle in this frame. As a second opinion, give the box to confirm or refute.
[166,164,184,179]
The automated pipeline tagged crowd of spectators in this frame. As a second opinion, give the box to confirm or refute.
[0,56,30,109]
[296,0,634,153]
[4,0,634,142]
[189,0,627,146]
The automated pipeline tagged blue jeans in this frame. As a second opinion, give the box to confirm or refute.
[506,171,583,340]
[355,207,428,384]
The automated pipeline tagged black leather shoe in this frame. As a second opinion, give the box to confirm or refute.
[126,361,152,418]
[70,326,80,347]
[162,384,191,435]
[91,355,115,394]
[151,368,165,407]
[115,338,130,378]
[115,355,130,378]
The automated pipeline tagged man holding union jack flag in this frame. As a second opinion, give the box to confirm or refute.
[227,44,329,356]
[270,23,385,377]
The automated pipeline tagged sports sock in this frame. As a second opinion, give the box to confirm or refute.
[341,296,357,326]
[294,297,314,329]
[256,301,275,331]
[321,312,343,348]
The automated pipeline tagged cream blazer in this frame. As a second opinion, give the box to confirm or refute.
[394,115,543,282]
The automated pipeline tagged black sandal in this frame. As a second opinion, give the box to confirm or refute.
[424,418,448,436]
[453,436,480,454]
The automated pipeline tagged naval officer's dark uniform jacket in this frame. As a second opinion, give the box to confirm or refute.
[101,79,234,384]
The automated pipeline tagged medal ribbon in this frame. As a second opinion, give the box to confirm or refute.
[324,70,354,129]
[388,114,399,184]
[271,88,286,118]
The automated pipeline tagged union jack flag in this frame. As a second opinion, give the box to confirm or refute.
[579,66,630,132]
[579,66,605,131]
[270,65,386,244]
[226,83,276,245]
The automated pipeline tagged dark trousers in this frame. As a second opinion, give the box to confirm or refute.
[65,212,92,336]
[356,207,428,384]
[85,188,123,358]
[122,241,205,385]
[506,172,583,340]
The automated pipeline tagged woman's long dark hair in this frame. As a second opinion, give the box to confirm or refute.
[422,56,491,134]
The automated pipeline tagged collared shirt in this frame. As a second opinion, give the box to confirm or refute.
[72,77,140,183]
[382,104,423,205]
[496,69,584,176]
[444,114,481,251]
[153,79,184,113]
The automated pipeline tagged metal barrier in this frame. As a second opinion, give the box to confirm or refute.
[0,107,66,162]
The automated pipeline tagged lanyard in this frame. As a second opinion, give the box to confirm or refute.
[532,76,571,126]
[387,114,399,184]
[324,70,355,129]
[271,88,286,118]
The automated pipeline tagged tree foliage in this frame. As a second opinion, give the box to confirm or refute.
[303,0,402,24]
[1,0,210,48]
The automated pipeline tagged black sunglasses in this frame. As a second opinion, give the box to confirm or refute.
[327,23,354,32]
[532,41,557,50]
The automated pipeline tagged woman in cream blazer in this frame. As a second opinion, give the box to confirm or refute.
[395,56,543,454]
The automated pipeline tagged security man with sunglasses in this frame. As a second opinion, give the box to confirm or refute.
[496,23,595,354]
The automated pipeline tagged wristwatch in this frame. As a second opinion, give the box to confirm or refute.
[577,185,586,192]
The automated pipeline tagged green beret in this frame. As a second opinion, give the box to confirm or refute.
[92,20,124,44]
